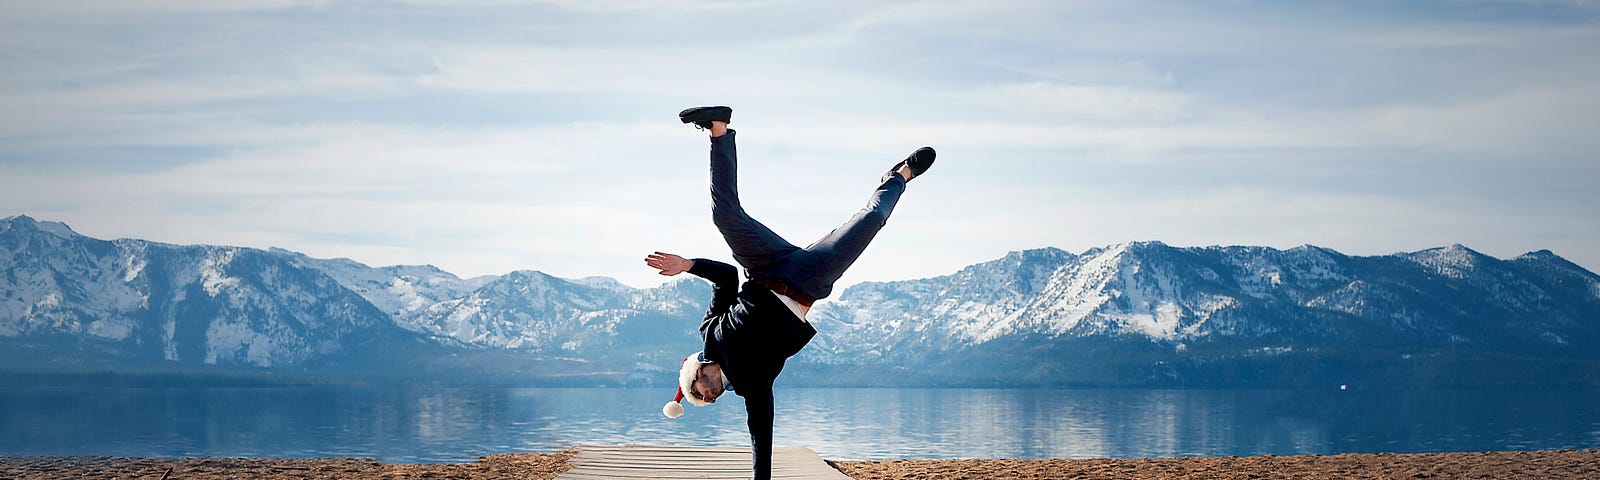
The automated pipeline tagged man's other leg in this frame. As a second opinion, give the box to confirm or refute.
[784,173,908,301]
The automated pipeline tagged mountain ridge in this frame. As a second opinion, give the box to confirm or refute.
[4,214,1598,387]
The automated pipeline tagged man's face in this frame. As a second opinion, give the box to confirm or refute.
[693,364,725,403]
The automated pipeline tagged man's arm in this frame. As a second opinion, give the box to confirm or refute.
[646,252,740,317]
[686,257,737,286]
[743,384,775,480]
[689,258,739,317]
[645,252,739,288]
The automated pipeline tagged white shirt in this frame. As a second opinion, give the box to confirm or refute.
[773,292,809,322]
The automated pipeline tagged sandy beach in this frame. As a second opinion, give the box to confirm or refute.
[4,449,1598,479]
[834,450,1600,479]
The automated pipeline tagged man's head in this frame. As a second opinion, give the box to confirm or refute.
[675,352,726,404]
[688,363,725,404]
[665,352,724,418]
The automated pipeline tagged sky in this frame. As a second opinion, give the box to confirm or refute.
[2,0,1597,290]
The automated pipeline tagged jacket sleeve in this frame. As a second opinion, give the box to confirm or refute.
[743,383,775,480]
[689,258,740,317]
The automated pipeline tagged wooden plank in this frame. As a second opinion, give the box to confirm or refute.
[556,444,853,480]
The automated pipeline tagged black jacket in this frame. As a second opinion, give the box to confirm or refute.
[688,258,816,479]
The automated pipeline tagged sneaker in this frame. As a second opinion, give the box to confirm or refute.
[883,146,937,182]
[906,147,936,177]
[679,106,732,129]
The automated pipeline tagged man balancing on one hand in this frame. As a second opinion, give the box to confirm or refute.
[646,106,935,480]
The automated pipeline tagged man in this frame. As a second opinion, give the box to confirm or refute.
[648,106,934,480]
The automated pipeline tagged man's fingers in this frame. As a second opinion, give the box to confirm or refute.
[646,252,682,275]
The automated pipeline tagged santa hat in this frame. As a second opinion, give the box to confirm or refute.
[662,351,712,418]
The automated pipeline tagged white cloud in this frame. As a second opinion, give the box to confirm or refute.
[973,81,1193,124]
[415,45,703,95]
[2,0,1597,286]
[1376,85,1600,158]
[1,0,330,16]
[1447,0,1599,8]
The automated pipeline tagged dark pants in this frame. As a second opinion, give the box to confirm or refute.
[709,130,906,302]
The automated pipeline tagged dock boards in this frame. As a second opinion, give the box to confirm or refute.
[556,444,852,479]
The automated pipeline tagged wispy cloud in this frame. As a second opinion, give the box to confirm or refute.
[1,0,1596,287]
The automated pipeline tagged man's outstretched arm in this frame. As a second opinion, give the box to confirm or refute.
[646,252,739,316]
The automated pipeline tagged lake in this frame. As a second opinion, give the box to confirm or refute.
[1,386,1597,463]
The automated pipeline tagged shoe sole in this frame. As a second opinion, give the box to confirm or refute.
[679,106,732,125]
[908,147,936,176]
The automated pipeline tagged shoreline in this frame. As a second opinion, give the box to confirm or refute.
[4,449,1599,479]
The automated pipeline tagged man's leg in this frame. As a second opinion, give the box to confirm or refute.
[706,125,801,273]
[777,147,933,301]
[780,173,907,301]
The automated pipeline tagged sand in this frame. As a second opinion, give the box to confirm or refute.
[0,451,576,480]
[832,450,1600,479]
[4,449,1598,479]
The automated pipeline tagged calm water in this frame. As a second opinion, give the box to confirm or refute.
[2,387,1597,463]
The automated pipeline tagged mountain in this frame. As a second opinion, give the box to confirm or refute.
[4,215,1599,388]
[0,215,427,376]
[796,241,1600,387]
[275,246,709,360]
[0,215,709,383]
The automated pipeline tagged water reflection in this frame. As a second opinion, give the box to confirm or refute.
[762,388,1600,460]
[1,387,1596,462]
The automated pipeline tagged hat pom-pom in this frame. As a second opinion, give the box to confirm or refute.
[663,401,684,418]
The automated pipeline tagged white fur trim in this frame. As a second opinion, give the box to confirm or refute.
[662,401,684,418]
[679,352,712,406]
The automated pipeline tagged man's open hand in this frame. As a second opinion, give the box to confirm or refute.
[645,251,694,276]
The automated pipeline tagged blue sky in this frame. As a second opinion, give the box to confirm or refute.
[2,0,1597,289]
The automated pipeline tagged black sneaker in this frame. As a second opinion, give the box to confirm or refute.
[883,146,936,182]
[679,106,732,129]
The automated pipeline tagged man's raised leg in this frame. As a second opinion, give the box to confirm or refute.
[681,107,801,273]
[784,147,935,301]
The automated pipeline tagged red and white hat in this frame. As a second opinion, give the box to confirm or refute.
[662,351,713,418]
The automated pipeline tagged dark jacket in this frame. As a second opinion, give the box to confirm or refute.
[688,258,816,480]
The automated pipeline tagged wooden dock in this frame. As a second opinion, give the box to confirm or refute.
[556,444,852,479]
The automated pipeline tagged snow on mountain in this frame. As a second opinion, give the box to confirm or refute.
[32,220,78,239]
[1030,242,1213,341]
[276,249,493,332]
[0,216,147,339]
[404,270,708,355]
[808,242,1253,360]
[803,247,1073,364]
[271,246,707,357]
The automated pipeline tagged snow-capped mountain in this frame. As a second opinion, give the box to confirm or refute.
[4,215,1598,387]
[406,269,704,351]
[0,215,709,380]
[0,215,420,372]
[798,241,1600,387]
[275,245,708,357]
